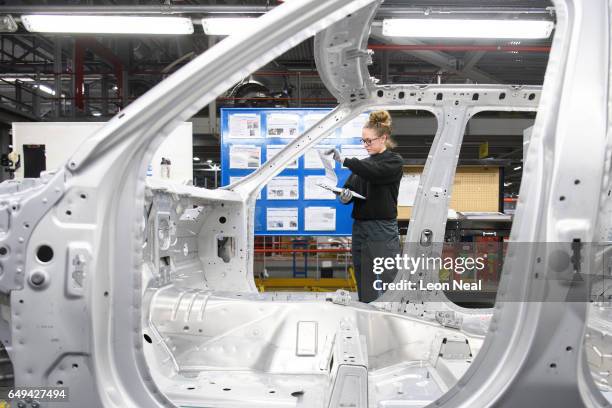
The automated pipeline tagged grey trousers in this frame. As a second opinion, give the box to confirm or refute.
[351,219,400,303]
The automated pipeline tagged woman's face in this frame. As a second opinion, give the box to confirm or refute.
[361,127,387,155]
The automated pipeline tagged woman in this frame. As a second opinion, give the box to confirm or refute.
[327,110,403,302]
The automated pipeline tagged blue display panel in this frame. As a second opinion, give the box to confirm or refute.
[220,108,369,236]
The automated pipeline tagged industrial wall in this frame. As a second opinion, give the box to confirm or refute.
[12,121,193,182]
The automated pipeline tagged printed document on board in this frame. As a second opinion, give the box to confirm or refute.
[316,150,366,200]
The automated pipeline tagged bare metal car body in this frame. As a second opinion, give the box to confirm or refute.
[0,0,611,407]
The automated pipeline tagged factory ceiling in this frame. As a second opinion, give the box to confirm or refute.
[0,0,553,192]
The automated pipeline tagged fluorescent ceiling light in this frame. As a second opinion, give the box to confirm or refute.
[514,166,522,171]
[34,84,56,96]
[382,19,554,39]
[21,15,194,35]
[206,159,213,163]
[201,18,257,36]
[0,77,34,82]
[504,182,513,187]
[91,111,102,117]
[193,157,200,162]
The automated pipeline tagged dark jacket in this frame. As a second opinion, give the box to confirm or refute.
[342,149,403,220]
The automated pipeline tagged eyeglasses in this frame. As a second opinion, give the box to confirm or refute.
[360,137,380,146]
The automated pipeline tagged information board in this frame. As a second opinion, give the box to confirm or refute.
[220,108,369,236]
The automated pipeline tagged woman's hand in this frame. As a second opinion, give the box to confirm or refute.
[339,188,353,203]
[324,148,343,163]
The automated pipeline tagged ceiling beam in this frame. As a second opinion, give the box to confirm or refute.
[370,27,501,84]
[3,36,54,63]
[462,50,487,72]
[0,5,271,14]
[1,4,553,16]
